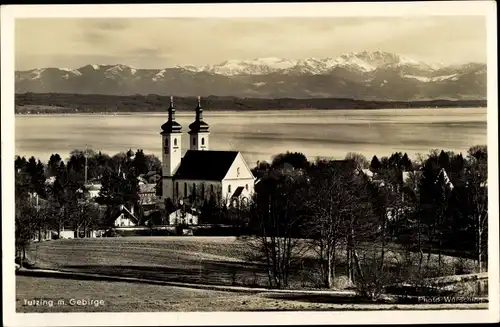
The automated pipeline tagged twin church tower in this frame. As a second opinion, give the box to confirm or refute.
[160,96,209,177]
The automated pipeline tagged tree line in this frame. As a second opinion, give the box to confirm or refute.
[15,92,487,114]
[239,146,487,296]
[14,149,162,258]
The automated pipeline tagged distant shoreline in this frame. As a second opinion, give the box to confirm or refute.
[15,93,487,115]
[14,106,488,117]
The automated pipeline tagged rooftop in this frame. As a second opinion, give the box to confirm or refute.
[173,150,239,181]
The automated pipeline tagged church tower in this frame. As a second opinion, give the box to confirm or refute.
[161,96,182,201]
[188,96,210,151]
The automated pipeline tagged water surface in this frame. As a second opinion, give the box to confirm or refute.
[15,108,487,165]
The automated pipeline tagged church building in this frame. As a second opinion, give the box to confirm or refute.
[161,96,255,208]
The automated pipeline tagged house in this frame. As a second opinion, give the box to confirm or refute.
[138,182,158,210]
[114,204,139,227]
[139,171,162,184]
[84,182,102,199]
[161,97,256,208]
[168,207,199,225]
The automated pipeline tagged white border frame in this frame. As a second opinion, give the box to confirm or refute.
[2,2,498,326]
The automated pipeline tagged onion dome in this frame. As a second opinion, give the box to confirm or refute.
[188,96,209,134]
[161,96,182,134]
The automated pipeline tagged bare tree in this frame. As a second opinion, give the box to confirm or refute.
[345,152,370,169]
[248,169,307,288]
[73,200,104,237]
[465,151,488,272]
[301,159,355,288]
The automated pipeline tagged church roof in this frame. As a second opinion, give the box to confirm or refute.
[188,96,209,133]
[161,120,182,134]
[161,97,182,134]
[173,150,239,181]
[188,120,210,134]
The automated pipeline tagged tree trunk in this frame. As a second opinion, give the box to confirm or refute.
[328,244,336,289]
[346,245,352,283]
[478,224,482,273]
[327,251,333,288]
[353,248,364,281]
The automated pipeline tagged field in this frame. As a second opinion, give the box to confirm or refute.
[16,275,487,312]
[16,237,487,312]
[24,237,275,288]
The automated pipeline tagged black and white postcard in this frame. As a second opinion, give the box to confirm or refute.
[1,2,498,326]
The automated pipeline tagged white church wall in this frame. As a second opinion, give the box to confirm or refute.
[221,178,255,202]
[224,153,255,180]
[189,132,210,151]
[161,133,182,177]
[221,152,256,201]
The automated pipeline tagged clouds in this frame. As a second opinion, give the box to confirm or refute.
[15,16,486,70]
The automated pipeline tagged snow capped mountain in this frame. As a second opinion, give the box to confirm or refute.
[200,57,297,75]
[14,51,486,101]
[403,73,459,83]
[171,51,439,76]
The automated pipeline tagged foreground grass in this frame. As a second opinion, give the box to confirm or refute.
[26,236,272,288]
[25,236,479,290]
[16,276,488,312]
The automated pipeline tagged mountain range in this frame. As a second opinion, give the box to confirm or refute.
[15,51,487,101]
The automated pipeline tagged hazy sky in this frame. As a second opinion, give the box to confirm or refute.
[15,16,486,70]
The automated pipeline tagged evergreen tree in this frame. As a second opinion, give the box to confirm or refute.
[25,156,46,197]
[438,150,450,170]
[96,165,140,226]
[401,153,413,171]
[133,149,148,175]
[271,151,309,170]
[388,152,403,169]
[370,155,381,171]
[15,156,28,172]
[47,153,62,177]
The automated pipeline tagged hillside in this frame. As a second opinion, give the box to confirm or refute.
[15,93,487,114]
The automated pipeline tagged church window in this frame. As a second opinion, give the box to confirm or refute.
[165,138,169,147]
[228,185,232,194]
[193,137,196,146]
[184,183,187,198]
[174,138,177,146]
[175,182,179,196]
[201,137,205,145]
[236,167,240,177]
[245,184,248,191]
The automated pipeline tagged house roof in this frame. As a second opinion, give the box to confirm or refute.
[139,183,156,193]
[115,206,139,223]
[173,150,239,181]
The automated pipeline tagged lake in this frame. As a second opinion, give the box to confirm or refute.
[15,108,487,165]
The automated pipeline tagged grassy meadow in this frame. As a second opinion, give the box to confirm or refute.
[16,237,487,312]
